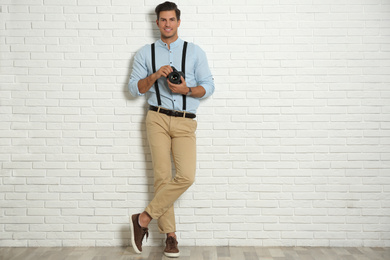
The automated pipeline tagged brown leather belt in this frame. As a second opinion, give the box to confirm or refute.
[149,106,196,119]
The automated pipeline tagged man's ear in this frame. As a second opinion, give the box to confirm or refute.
[178,19,181,27]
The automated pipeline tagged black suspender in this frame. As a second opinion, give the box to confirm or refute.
[151,41,188,111]
[181,41,188,110]
[151,43,162,106]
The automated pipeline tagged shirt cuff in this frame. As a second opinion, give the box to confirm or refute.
[199,82,214,99]
[128,80,145,97]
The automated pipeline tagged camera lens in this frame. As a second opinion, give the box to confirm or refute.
[168,72,181,84]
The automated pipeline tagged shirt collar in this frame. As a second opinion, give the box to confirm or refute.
[157,37,183,49]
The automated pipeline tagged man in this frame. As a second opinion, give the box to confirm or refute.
[128,1,214,258]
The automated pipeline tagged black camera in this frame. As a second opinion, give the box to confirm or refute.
[168,67,185,84]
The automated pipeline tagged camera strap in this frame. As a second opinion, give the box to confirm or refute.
[151,41,188,110]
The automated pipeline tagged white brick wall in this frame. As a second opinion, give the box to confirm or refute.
[1,0,390,247]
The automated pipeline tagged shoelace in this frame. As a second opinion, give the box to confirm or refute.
[142,227,149,242]
[166,236,177,250]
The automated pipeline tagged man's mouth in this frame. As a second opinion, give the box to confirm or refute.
[164,28,172,32]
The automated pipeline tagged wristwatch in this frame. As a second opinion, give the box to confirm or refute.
[186,87,192,96]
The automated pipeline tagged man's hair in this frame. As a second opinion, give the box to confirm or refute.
[155,1,181,21]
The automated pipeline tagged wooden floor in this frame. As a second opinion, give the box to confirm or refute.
[0,246,389,260]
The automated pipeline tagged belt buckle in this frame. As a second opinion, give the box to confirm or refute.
[173,111,180,117]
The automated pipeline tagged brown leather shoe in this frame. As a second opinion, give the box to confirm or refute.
[130,214,149,254]
[164,236,180,258]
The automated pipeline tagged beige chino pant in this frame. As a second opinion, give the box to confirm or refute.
[144,110,197,234]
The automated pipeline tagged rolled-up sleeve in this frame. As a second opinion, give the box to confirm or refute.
[128,46,148,97]
[195,46,215,99]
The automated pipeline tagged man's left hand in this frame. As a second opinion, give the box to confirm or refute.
[167,76,189,95]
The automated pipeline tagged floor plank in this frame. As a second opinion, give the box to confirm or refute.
[0,246,389,260]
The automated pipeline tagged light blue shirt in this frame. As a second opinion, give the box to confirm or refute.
[128,38,214,114]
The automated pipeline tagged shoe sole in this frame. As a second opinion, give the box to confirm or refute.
[130,216,142,254]
[164,251,180,258]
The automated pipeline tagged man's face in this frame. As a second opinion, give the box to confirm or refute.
[156,10,181,40]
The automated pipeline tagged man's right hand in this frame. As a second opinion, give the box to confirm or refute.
[137,65,173,94]
[156,65,173,78]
